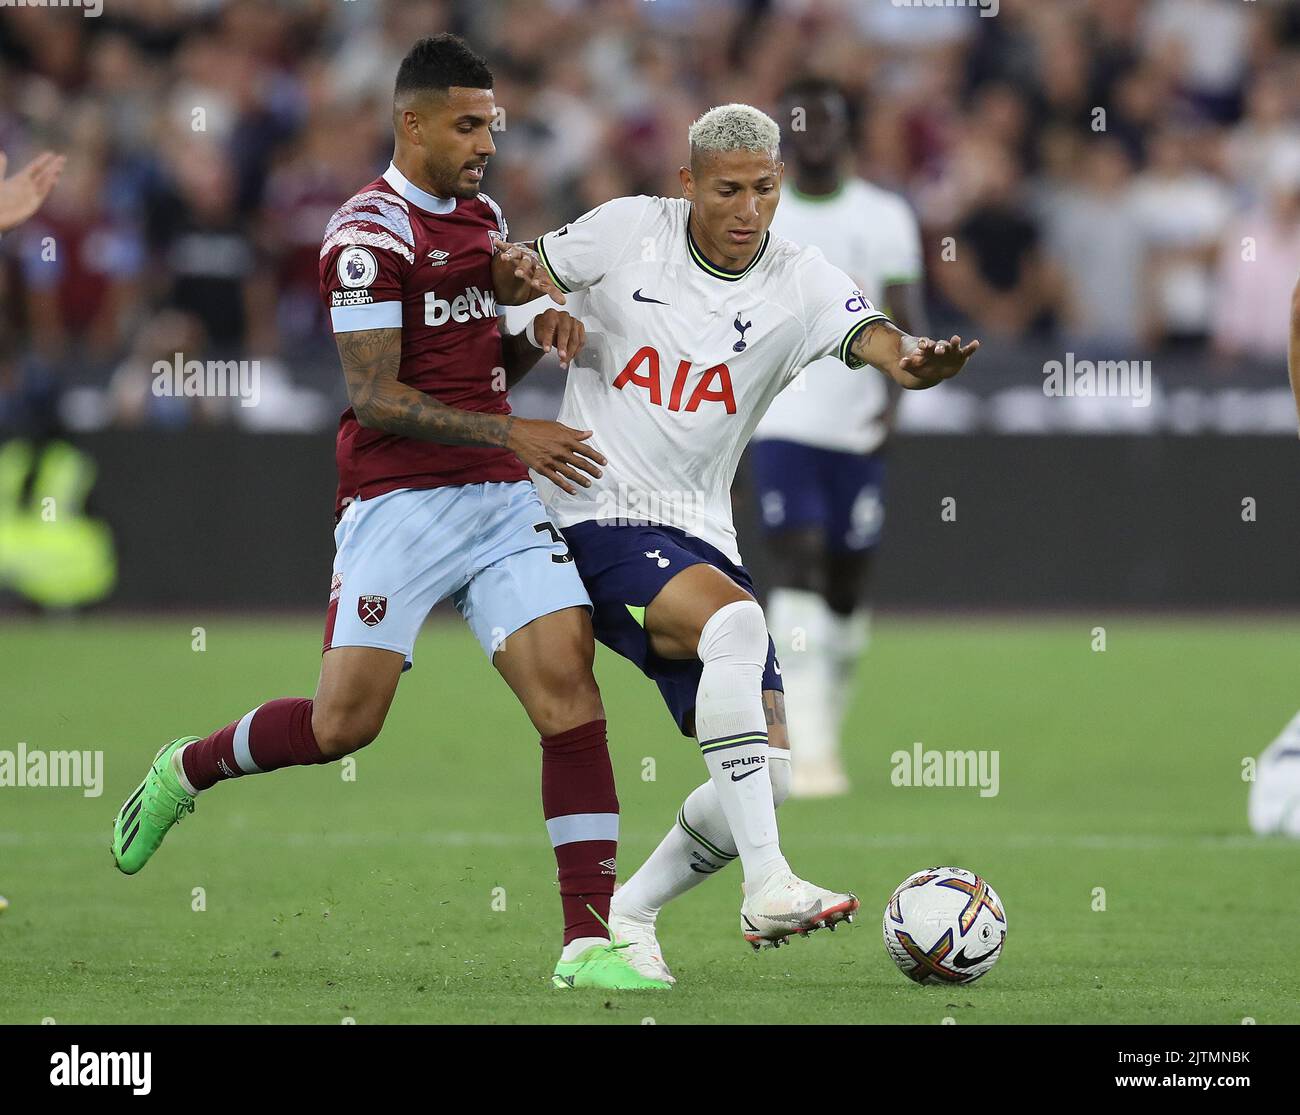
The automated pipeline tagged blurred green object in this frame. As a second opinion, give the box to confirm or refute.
[0,438,116,608]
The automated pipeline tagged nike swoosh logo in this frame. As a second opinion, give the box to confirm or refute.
[632,289,669,305]
[951,942,1002,969]
[730,766,764,782]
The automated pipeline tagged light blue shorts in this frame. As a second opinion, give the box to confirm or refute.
[323,481,591,667]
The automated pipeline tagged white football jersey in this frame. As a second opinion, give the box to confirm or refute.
[532,194,888,564]
[754,178,922,454]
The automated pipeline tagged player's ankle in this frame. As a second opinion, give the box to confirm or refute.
[560,935,611,961]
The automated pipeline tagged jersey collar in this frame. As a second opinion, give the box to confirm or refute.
[383,162,457,215]
[686,221,770,282]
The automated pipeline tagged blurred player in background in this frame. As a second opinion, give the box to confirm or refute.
[0,145,64,916]
[750,78,927,799]
[524,103,976,982]
[110,36,669,992]
[1249,272,1300,838]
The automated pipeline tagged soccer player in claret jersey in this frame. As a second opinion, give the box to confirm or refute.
[751,78,930,798]
[110,35,670,992]
[519,103,977,983]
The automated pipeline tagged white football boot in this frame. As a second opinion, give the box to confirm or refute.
[608,908,676,985]
[740,870,859,949]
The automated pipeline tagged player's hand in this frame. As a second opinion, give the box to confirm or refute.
[506,418,605,495]
[0,150,65,233]
[892,335,980,389]
[492,239,566,306]
[530,309,585,369]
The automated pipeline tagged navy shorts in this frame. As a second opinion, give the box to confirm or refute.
[750,439,887,552]
[560,520,782,736]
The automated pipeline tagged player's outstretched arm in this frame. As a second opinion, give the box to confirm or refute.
[850,319,979,390]
[335,326,604,494]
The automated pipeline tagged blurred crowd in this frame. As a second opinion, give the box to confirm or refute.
[0,0,1297,433]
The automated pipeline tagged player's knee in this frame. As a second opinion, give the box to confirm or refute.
[527,653,604,734]
[312,706,382,758]
[697,599,768,666]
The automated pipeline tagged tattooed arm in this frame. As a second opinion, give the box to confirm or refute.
[850,318,980,390]
[338,327,511,445]
[334,327,606,493]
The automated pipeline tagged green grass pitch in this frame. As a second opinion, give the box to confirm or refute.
[1,615,1296,1024]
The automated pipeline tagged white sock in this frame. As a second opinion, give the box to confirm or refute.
[824,607,871,743]
[768,587,839,766]
[694,600,788,889]
[560,935,610,961]
[612,749,791,922]
[172,745,199,796]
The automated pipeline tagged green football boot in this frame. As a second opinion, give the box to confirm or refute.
[112,737,199,875]
[551,941,673,990]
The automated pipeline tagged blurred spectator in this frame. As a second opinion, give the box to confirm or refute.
[1131,126,1235,347]
[929,140,1060,339]
[1041,137,1149,351]
[1213,147,1300,362]
[107,309,223,428]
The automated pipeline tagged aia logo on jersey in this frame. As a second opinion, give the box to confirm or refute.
[358,595,387,627]
[612,346,736,414]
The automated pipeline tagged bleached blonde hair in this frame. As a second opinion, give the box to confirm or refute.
[688,103,781,165]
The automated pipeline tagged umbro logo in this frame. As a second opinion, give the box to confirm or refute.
[598,857,617,875]
[427,249,450,267]
[633,288,669,306]
[645,549,670,568]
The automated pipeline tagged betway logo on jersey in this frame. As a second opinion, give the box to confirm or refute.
[613,346,736,414]
[424,287,497,327]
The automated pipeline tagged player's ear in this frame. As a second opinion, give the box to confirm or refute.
[679,166,694,200]
[398,107,421,146]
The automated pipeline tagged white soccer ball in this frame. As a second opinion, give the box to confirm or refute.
[882,866,1007,984]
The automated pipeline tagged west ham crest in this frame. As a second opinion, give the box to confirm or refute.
[357,594,387,627]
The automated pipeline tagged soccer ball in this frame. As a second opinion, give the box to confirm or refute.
[882,866,1007,984]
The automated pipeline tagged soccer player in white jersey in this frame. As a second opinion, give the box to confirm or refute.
[751,78,929,798]
[522,103,978,981]
[1250,273,1300,838]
